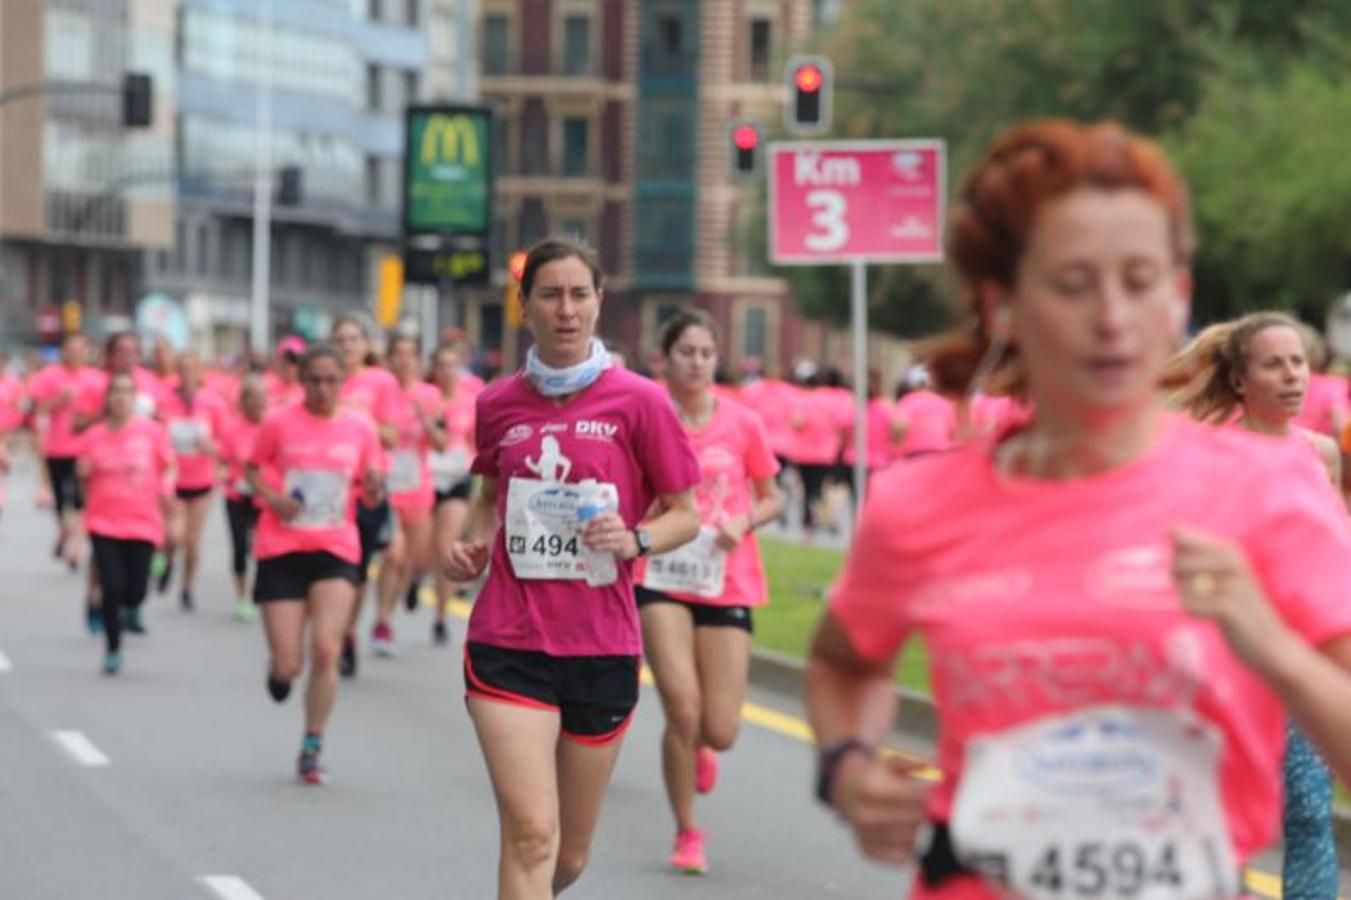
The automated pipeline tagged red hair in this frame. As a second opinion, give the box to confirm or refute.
[929,119,1194,393]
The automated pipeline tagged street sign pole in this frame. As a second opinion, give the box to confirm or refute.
[248,0,274,351]
[851,260,868,509]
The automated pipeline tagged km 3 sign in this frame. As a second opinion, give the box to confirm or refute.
[769,140,946,265]
[403,105,493,237]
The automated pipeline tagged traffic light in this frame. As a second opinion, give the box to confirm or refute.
[785,55,832,135]
[277,165,302,207]
[506,250,528,328]
[730,121,762,180]
[508,250,528,283]
[122,72,153,128]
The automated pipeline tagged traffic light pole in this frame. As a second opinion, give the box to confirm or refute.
[248,0,275,352]
[850,261,868,511]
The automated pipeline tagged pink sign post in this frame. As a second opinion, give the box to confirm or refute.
[768,139,947,504]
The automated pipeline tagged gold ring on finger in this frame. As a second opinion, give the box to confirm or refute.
[1190,573,1216,596]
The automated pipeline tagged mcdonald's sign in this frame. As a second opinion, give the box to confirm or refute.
[403,105,494,237]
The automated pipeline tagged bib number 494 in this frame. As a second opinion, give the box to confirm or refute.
[1012,841,1182,897]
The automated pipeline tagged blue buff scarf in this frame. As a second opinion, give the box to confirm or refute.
[525,337,611,397]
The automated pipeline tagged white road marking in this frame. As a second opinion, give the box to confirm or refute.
[0,649,11,672]
[51,730,110,767]
[199,875,267,900]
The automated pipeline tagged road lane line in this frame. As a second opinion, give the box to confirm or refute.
[51,730,109,767]
[438,587,1296,898]
[0,649,11,672]
[199,875,266,900]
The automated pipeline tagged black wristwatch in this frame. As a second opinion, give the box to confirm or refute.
[632,528,653,557]
[815,738,875,810]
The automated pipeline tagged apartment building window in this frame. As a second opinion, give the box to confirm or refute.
[196,223,210,276]
[559,217,589,243]
[365,155,381,208]
[406,0,419,27]
[521,101,549,174]
[659,14,682,59]
[483,15,510,75]
[563,15,591,76]
[742,306,768,359]
[403,69,420,105]
[366,63,381,112]
[749,18,773,82]
[562,118,589,176]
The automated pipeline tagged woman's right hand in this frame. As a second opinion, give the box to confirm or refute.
[446,540,490,581]
[836,753,933,867]
[269,493,302,522]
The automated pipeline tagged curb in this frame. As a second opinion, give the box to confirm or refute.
[748,647,1351,856]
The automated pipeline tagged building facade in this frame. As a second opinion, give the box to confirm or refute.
[0,0,178,346]
[468,0,824,375]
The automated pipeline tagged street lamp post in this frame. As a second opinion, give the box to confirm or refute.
[249,0,275,352]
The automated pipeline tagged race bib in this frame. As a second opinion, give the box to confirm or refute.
[642,526,727,598]
[388,449,422,493]
[950,704,1237,900]
[429,446,471,492]
[233,476,253,497]
[283,468,348,530]
[505,477,616,581]
[168,418,204,454]
[134,392,157,419]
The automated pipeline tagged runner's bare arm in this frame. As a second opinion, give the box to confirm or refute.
[445,477,498,581]
[715,476,784,551]
[244,462,299,521]
[581,489,699,559]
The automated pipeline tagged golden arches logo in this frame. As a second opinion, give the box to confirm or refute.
[419,114,481,168]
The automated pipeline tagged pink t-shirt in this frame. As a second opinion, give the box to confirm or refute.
[441,384,477,460]
[0,373,24,433]
[789,387,851,465]
[249,404,382,564]
[842,397,895,469]
[341,365,398,472]
[1295,373,1349,437]
[469,368,701,656]
[29,364,104,457]
[203,370,240,410]
[739,378,799,458]
[80,418,174,545]
[386,380,443,515]
[635,397,779,608]
[263,372,303,409]
[219,413,264,503]
[830,414,1351,897]
[75,367,161,424]
[149,371,179,409]
[894,389,958,457]
[158,388,229,490]
[963,393,1031,439]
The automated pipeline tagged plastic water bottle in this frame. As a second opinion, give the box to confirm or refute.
[575,480,619,587]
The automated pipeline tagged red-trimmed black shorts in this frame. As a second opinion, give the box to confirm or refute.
[464,641,640,744]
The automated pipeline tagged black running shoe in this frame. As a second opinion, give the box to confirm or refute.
[339,635,357,678]
[86,604,103,635]
[267,673,292,703]
[432,620,449,646]
[404,581,421,612]
[156,558,174,594]
[180,589,193,612]
[124,607,147,635]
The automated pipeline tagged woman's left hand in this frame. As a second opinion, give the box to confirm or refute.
[715,515,751,552]
[1171,526,1299,677]
[581,512,637,559]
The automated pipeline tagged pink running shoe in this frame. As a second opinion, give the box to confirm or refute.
[668,828,707,875]
[695,746,719,795]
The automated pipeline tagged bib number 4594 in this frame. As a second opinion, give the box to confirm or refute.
[990,841,1183,898]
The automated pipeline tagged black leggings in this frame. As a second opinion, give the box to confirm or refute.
[798,463,832,529]
[225,497,259,578]
[90,535,153,654]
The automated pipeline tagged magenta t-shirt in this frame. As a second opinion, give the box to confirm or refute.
[894,389,958,457]
[635,397,779,609]
[469,368,700,656]
[80,418,174,545]
[831,414,1351,896]
[159,388,229,490]
[249,404,383,564]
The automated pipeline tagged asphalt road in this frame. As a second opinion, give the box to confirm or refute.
[0,455,905,900]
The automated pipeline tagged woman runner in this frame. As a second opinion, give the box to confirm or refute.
[428,342,477,645]
[371,334,446,654]
[77,372,175,674]
[158,351,229,611]
[805,120,1351,900]
[245,344,383,784]
[1171,311,1342,899]
[634,309,784,874]
[220,374,269,622]
[444,238,701,899]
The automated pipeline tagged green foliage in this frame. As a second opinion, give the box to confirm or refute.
[772,0,1351,333]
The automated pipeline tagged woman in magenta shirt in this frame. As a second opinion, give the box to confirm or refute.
[634,309,783,874]
[158,352,228,611]
[77,372,175,675]
[371,334,446,652]
[245,344,383,785]
[807,120,1351,899]
[445,239,701,898]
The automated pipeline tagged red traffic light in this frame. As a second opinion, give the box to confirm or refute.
[733,125,760,151]
[794,64,823,94]
[508,250,528,282]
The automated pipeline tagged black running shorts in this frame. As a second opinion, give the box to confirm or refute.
[635,586,755,633]
[253,551,361,603]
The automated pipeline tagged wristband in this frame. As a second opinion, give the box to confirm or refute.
[815,738,875,809]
